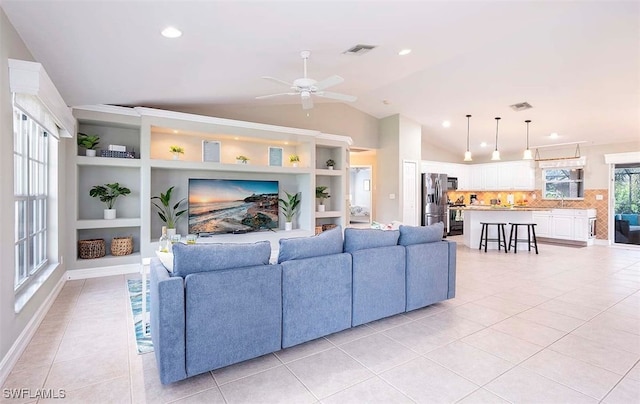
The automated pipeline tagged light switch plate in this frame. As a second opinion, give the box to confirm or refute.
[595,194,603,200]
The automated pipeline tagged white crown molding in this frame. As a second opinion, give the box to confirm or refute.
[604,151,640,165]
[8,59,75,138]
[317,132,353,145]
[72,104,141,117]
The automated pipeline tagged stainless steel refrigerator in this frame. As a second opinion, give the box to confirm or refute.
[421,173,448,234]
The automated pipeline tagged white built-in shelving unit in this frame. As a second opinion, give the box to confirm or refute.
[66,105,351,272]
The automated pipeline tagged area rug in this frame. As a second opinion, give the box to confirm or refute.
[127,279,154,354]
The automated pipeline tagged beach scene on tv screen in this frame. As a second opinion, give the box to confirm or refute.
[188,179,279,234]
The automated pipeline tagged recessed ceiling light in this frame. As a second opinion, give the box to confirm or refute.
[549,132,559,139]
[398,49,412,56]
[161,26,182,38]
[480,142,488,148]
[382,100,391,105]
[172,130,178,134]
[442,120,451,128]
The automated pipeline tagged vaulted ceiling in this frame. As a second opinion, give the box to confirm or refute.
[2,0,638,158]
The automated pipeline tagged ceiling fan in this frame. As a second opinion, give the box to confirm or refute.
[256,50,357,110]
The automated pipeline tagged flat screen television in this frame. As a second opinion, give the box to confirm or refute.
[188,178,279,235]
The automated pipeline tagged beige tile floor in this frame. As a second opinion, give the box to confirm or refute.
[3,239,640,403]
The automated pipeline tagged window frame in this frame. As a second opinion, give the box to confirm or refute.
[542,167,585,200]
[14,107,50,292]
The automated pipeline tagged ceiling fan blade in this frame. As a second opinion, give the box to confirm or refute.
[316,91,357,102]
[301,95,314,110]
[314,75,344,91]
[255,92,297,100]
[261,76,294,87]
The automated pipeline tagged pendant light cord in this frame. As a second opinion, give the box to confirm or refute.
[525,119,531,149]
[495,117,501,151]
[466,114,471,151]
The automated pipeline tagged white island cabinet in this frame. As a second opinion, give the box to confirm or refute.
[532,209,597,245]
[456,207,551,250]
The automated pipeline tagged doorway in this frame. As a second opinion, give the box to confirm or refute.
[613,163,640,246]
[349,166,372,226]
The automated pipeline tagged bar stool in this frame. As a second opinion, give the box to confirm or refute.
[478,222,508,253]
[508,223,539,254]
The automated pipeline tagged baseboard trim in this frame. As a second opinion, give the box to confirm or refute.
[65,264,140,280]
[0,274,66,387]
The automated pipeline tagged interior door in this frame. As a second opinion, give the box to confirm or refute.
[402,160,418,225]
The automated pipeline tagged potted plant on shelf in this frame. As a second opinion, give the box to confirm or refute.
[151,186,187,237]
[326,159,336,170]
[89,183,131,219]
[316,186,330,212]
[77,133,100,157]
[169,145,184,160]
[289,154,300,167]
[236,155,250,164]
[278,191,301,231]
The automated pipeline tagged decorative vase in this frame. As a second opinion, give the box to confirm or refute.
[292,162,298,168]
[285,221,293,231]
[327,166,334,170]
[86,149,96,157]
[318,204,326,212]
[167,228,177,238]
[172,153,180,160]
[104,209,116,220]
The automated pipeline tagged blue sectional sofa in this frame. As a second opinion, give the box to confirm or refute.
[150,223,456,384]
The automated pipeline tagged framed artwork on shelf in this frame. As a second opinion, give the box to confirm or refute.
[268,147,283,167]
[202,140,221,163]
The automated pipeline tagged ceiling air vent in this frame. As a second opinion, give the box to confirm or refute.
[343,44,377,55]
[510,102,533,111]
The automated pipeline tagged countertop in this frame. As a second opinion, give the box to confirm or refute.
[450,206,551,211]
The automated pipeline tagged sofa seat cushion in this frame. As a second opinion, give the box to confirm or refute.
[398,223,444,246]
[343,228,400,253]
[172,241,271,277]
[278,226,343,263]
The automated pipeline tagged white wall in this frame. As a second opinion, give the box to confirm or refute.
[0,8,68,370]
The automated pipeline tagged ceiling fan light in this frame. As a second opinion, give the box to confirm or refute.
[464,150,473,161]
[523,149,533,160]
[491,150,501,161]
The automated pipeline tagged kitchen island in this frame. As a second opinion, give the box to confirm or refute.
[451,206,551,250]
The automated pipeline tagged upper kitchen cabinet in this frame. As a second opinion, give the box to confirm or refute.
[426,160,535,191]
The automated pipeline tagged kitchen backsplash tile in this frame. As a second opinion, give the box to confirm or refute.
[447,189,609,239]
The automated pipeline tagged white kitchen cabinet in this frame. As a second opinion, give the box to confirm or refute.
[483,164,499,190]
[532,213,552,237]
[534,209,596,245]
[422,160,534,191]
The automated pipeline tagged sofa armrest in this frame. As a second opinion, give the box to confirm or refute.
[150,258,187,384]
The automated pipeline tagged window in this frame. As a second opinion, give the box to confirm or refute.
[14,108,49,290]
[543,168,584,199]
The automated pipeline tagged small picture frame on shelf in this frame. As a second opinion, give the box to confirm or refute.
[268,147,283,167]
[202,140,221,163]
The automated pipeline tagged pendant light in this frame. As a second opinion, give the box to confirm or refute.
[463,114,472,161]
[523,119,533,160]
[491,117,501,161]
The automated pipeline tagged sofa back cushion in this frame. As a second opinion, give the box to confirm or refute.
[278,226,343,263]
[398,223,444,246]
[343,228,400,253]
[172,241,271,277]
[620,214,639,226]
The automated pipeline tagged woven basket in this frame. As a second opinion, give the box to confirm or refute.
[322,224,338,231]
[315,226,323,235]
[111,236,133,256]
[78,239,106,259]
